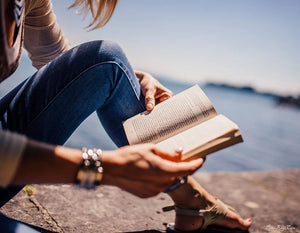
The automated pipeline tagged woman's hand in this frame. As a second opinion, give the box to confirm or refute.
[101,144,204,198]
[135,71,173,111]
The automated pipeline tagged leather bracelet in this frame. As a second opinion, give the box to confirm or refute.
[163,176,187,193]
[75,148,103,189]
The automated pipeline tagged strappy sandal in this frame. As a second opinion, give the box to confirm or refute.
[163,199,248,233]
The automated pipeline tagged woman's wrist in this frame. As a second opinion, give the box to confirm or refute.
[98,149,118,184]
[12,141,82,185]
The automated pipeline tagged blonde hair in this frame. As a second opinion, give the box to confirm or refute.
[70,0,118,30]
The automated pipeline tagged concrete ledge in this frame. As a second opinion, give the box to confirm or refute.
[1,169,299,233]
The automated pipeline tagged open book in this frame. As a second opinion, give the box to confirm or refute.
[123,85,243,161]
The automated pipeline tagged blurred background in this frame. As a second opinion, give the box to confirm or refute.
[0,0,299,171]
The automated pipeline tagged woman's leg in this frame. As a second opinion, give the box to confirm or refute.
[0,40,145,206]
[5,40,144,144]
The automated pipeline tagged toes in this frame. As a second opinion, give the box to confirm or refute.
[239,217,252,229]
[215,212,252,230]
[230,215,252,230]
[227,206,252,230]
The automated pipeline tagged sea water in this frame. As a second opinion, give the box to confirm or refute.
[65,79,300,172]
[1,57,300,172]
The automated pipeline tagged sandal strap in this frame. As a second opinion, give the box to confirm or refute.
[174,206,206,217]
[200,199,228,230]
[162,205,176,212]
[163,199,229,230]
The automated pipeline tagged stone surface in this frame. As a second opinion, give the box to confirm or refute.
[1,169,300,233]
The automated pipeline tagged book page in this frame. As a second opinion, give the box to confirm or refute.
[181,130,242,161]
[123,85,217,144]
[155,115,242,159]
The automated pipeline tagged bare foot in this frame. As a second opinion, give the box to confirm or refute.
[174,203,252,231]
[213,207,252,230]
[167,177,252,231]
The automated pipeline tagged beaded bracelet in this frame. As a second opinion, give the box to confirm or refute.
[75,148,103,189]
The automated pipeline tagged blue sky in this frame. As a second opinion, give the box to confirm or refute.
[50,0,300,95]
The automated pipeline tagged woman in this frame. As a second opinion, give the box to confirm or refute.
[0,0,252,232]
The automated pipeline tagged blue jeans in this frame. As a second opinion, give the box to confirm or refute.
[0,40,146,207]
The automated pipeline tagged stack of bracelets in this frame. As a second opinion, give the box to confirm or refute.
[75,148,103,189]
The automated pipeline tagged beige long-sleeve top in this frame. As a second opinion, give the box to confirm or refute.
[24,0,70,68]
[0,0,70,187]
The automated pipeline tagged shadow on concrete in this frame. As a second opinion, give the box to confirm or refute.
[124,227,250,233]
[0,213,57,233]
[25,223,58,233]
[204,225,250,233]
[124,230,161,233]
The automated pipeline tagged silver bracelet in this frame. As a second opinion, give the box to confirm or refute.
[75,148,103,189]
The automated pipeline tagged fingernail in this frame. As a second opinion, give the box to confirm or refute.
[147,103,153,109]
[176,147,183,153]
[246,218,252,222]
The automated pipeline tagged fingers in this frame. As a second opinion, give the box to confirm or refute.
[137,71,174,111]
[145,87,156,111]
[154,85,174,101]
[103,144,203,188]
[155,92,173,104]
[151,146,204,176]
[152,146,182,162]
[103,173,172,198]
[158,157,205,177]
[145,88,173,111]
[102,144,204,198]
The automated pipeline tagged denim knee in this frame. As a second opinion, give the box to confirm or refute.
[95,40,128,64]
[76,40,130,70]
[67,40,134,84]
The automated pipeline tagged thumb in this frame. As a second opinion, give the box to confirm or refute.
[145,89,155,111]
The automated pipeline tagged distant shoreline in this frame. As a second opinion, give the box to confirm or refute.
[158,76,300,109]
[204,82,300,109]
